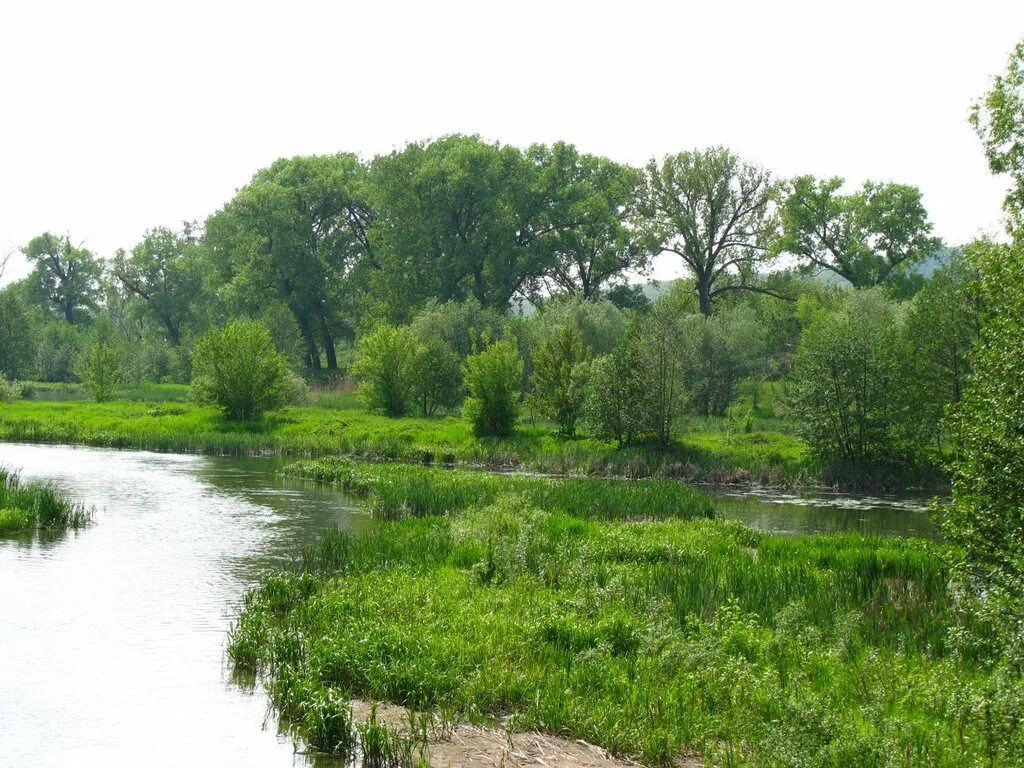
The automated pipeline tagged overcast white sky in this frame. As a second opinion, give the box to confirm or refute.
[1,0,1022,285]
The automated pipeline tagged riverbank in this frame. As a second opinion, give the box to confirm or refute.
[0,397,830,488]
[230,484,1019,766]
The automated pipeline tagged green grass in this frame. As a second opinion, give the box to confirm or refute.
[21,381,191,402]
[288,458,715,521]
[230,494,1019,767]
[0,467,91,532]
[0,398,809,484]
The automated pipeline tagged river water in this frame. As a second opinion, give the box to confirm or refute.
[0,442,937,767]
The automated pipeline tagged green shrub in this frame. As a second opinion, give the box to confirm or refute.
[77,342,121,402]
[529,324,590,437]
[409,339,462,416]
[585,331,650,445]
[351,324,417,417]
[463,340,523,437]
[0,374,22,402]
[191,320,290,420]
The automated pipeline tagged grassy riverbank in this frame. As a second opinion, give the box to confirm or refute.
[0,467,91,533]
[0,397,808,484]
[230,487,1020,766]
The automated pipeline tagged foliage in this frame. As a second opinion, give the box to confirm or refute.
[229,494,1020,767]
[407,297,510,358]
[943,239,1024,661]
[971,38,1024,232]
[351,325,418,417]
[643,147,780,315]
[409,339,463,417]
[191,320,290,420]
[531,295,626,356]
[0,374,22,402]
[35,322,85,383]
[775,176,942,291]
[790,290,914,471]
[0,467,91,532]
[462,341,524,437]
[112,225,205,345]
[904,251,979,453]
[77,342,121,402]
[679,306,768,417]
[640,302,688,447]
[528,324,590,437]
[584,329,651,445]
[528,142,648,299]
[0,282,38,379]
[205,154,374,370]
[21,232,103,324]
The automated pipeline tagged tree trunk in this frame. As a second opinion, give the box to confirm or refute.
[697,280,712,317]
[307,339,322,371]
[321,323,338,370]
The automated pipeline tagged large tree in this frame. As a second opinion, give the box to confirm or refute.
[22,232,103,324]
[112,225,204,345]
[643,147,780,316]
[527,142,647,300]
[205,154,375,370]
[369,135,553,317]
[775,176,941,290]
[971,38,1024,232]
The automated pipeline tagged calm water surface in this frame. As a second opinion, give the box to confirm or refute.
[0,443,368,768]
[0,443,937,768]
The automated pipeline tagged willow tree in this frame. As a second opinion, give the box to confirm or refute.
[205,154,375,370]
[643,147,780,316]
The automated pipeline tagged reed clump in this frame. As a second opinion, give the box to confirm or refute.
[0,467,91,533]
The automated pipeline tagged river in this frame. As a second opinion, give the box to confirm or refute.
[0,442,937,767]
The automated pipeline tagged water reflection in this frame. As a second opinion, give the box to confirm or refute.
[0,443,365,768]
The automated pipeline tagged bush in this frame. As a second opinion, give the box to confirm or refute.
[351,325,418,417]
[0,374,22,402]
[585,332,650,445]
[77,342,121,402]
[529,324,590,437]
[790,289,912,469]
[36,322,84,382]
[191,320,290,420]
[943,239,1024,661]
[463,340,523,437]
[409,339,462,416]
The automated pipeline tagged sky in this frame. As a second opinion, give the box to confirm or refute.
[1,0,1022,285]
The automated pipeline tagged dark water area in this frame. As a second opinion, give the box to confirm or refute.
[0,443,937,767]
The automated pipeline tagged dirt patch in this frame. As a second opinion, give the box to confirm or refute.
[350,701,702,768]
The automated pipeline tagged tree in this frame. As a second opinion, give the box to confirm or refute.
[206,154,375,370]
[78,342,121,402]
[971,38,1024,232]
[643,147,781,316]
[369,135,551,317]
[585,330,650,446]
[527,142,648,299]
[775,176,941,290]
[942,239,1024,658]
[790,290,912,470]
[0,282,38,379]
[22,233,103,324]
[529,324,590,437]
[640,302,688,447]
[679,306,767,417]
[904,252,979,454]
[350,325,418,417]
[191,320,290,420]
[113,225,204,345]
[409,339,463,417]
[463,340,523,437]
